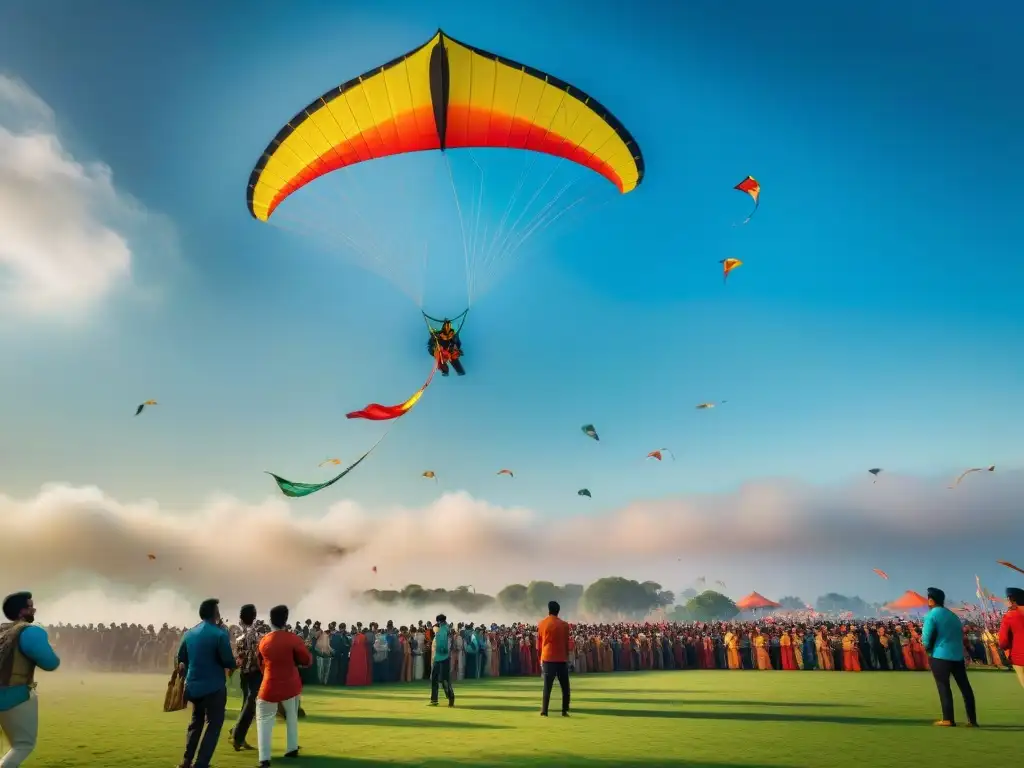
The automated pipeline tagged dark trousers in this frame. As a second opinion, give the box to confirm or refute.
[232,670,261,746]
[430,658,454,703]
[541,661,570,714]
[930,658,977,724]
[183,686,226,768]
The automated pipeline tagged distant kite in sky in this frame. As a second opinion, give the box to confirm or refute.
[135,400,157,416]
[581,424,599,441]
[647,449,674,461]
[696,401,726,410]
[873,568,889,580]
[578,488,592,498]
[147,553,157,561]
[949,465,995,488]
[497,469,514,478]
[734,175,760,224]
[319,458,342,467]
[720,258,743,284]
[998,560,1024,576]
[422,471,437,482]
[715,580,726,589]
[868,468,883,483]
[372,566,377,574]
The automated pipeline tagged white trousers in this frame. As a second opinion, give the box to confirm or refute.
[256,695,299,762]
[0,693,38,767]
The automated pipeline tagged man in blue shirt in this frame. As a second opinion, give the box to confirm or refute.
[0,591,61,766]
[429,614,455,707]
[177,598,237,768]
[922,586,977,727]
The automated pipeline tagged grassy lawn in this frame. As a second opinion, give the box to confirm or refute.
[25,669,1019,767]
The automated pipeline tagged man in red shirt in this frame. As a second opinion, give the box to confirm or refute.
[255,605,312,767]
[537,600,571,717]
[998,587,1024,688]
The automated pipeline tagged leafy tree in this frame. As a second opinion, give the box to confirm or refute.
[667,604,692,621]
[815,593,871,615]
[777,596,805,610]
[685,590,739,621]
[525,581,562,614]
[581,576,660,619]
[496,584,529,614]
[561,584,585,616]
[400,584,428,606]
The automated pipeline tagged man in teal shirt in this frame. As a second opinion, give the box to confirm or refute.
[429,614,455,707]
[0,591,61,765]
[922,587,977,727]
[177,598,237,768]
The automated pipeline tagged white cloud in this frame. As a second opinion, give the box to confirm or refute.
[0,74,172,319]
[0,470,1018,626]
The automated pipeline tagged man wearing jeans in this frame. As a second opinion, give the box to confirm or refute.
[0,592,61,767]
[230,604,260,752]
[177,598,237,768]
[922,587,977,727]
[429,614,455,707]
[537,600,571,717]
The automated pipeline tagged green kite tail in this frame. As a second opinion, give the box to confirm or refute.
[267,446,376,498]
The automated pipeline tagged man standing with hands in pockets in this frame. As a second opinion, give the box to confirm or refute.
[537,600,571,717]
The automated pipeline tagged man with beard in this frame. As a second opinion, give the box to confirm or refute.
[176,598,237,768]
[230,604,260,753]
[0,592,61,766]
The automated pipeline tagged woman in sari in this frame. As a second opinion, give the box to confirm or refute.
[314,629,334,685]
[780,630,796,670]
[346,631,371,686]
[754,631,771,670]
[816,629,833,671]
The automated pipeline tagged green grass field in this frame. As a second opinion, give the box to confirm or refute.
[26,669,1019,767]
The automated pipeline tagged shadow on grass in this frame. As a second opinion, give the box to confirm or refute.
[277,754,799,768]
[299,713,512,730]
[569,707,930,727]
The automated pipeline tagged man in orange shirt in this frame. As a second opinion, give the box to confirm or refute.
[537,600,571,717]
[255,605,313,767]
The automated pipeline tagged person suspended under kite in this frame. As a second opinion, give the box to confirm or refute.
[647,449,675,461]
[949,465,995,489]
[720,258,743,284]
[868,468,883,483]
[873,568,889,580]
[422,471,437,482]
[734,176,760,224]
[135,400,157,416]
[497,469,514,478]
[578,488,592,498]
[425,313,467,377]
[581,424,600,441]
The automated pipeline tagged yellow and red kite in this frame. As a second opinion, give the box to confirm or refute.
[734,175,760,224]
[247,30,645,223]
[720,258,742,284]
[347,355,440,421]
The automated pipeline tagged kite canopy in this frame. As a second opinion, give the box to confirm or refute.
[885,590,929,612]
[247,29,645,222]
[735,592,781,611]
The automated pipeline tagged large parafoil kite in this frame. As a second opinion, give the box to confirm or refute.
[255,30,644,498]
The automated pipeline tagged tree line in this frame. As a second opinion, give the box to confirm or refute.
[360,578,881,621]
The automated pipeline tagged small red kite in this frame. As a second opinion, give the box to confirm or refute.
[734,175,760,224]
[998,560,1024,576]
[646,449,675,461]
[873,568,889,580]
[496,469,514,478]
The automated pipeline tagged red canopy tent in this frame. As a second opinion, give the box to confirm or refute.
[885,590,929,612]
[736,592,781,611]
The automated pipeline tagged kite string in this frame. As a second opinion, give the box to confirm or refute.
[444,152,473,308]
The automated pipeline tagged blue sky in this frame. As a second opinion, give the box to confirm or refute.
[1,1,1022,604]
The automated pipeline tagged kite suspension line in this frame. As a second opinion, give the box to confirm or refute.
[444,152,474,308]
